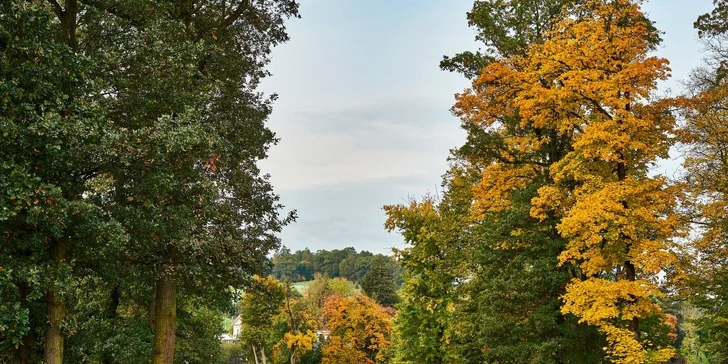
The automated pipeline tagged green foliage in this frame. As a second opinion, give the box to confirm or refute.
[695,0,728,37]
[361,256,400,307]
[175,300,226,364]
[328,278,356,298]
[0,1,126,360]
[271,247,402,285]
[440,0,576,78]
[306,273,334,312]
[452,182,605,363]
[238,276,287,354]
[385,196,461,364]
[220,342,246,364]
[2,0,299,361]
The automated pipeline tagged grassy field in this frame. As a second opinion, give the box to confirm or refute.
[292,280,312,294]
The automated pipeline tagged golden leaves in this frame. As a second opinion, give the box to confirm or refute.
[321,294,393,364]
[472,164,537,218]
[562,278,675,363]
[452,1,682,362]
[562,278,661,324]
[551,178,681,276]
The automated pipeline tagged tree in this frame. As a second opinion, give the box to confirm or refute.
[328,278,356,298]
[339,253,372,283]
[305,273,333,316]
[681,3,728,359]
[238,276,320,364]
[387,0,608,362]
[273,248,301,281]
[385,179,470,364]
[2,1,299,363]
[390,0,678,362]
[0,3,125,362]
[239,276,287,364]
[490,0,680,361]
[274,281,318,364]
[695,0,728,38]
[321,294,393,364]
[78,2,298,363]
[361,256,399,307]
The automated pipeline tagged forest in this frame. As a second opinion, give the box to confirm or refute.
[269,247,402,285]
[2,0,728,363]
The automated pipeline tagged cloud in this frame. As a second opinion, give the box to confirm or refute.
[261,97,464,191]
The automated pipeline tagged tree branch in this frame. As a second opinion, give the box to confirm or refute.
[579,91,614,120]
[46,0,63,17]
[220,0,251,30]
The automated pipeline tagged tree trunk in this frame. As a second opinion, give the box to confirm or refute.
[44,239,68,364]
[259,346,267,364]
[618,154,640,342]
[151,275,177,364]
[625,260,640,341]
[43,1,77,360]
[252,345,260,364]
[42,3,76,362]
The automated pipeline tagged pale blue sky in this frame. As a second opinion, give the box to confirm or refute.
[260,0,715,254]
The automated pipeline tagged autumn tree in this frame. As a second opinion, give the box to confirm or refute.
[238,276,287,364]
[321,294,393,364]
[387,0,607,362]
[274,279,319,364]
[464,0,682,361]
[238,276,320,364]
[680,1,728,360]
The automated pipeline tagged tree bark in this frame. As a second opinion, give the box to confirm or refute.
[42,1,77,362]
[625,260,640,341]
[148,291,157,331]
[151,274,177,364]
[259,346,267,364]
[44,239,68,364]
[252,344,260,364]
[618,145,640,342]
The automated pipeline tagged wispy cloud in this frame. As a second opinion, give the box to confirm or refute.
[261,97,464,191]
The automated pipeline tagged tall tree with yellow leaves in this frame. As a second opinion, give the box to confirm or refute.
[523,1,679,362]
[455,0,681,362]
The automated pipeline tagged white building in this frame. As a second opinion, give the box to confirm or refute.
[219,315,243,342]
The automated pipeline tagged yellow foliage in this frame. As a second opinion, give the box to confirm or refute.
[321,294,393,364]
[455,0,683,362]
[472,164,537,217]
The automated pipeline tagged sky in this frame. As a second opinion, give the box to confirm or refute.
[259,0,716,255]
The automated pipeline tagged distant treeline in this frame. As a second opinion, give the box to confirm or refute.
[269,247,403,284]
